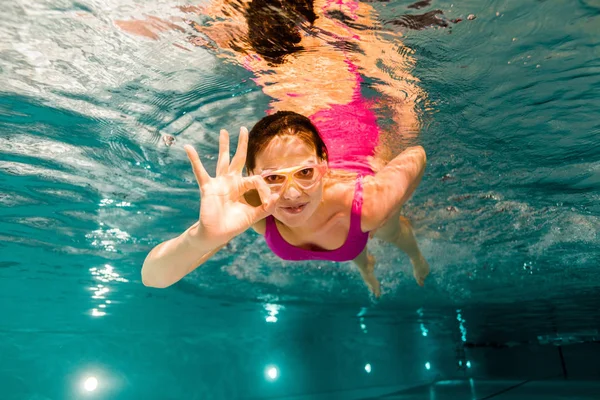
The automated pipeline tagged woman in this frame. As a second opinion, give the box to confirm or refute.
[142,112,428,297]
[135,0,429,296]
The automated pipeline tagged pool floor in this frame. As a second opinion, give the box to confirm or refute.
[271,379,600,400]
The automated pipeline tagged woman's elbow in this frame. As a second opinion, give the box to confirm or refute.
[409,145,427,165]
[141,265,172,289]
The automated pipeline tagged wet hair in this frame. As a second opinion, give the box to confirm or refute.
[245,0,317,64]
[246,111,328,172]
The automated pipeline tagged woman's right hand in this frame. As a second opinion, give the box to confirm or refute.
[184,127,279,247]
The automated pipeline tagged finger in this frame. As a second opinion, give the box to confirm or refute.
[254,176,278,210]
[239,176,268,200]
[216,129,230,176]
[240,176,280,221]
[229,126,248,174]
[184,144,210,188]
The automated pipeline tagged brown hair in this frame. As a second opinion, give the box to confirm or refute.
[246,0,317,65]
[246,111,328,173]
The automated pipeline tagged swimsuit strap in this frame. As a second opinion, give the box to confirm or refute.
[350,174,364,232]
[264,174,368,262]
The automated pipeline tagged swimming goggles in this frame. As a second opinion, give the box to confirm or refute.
[260,164,327,193]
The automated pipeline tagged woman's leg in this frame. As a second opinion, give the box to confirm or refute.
[353,247,381,298]
[374,215,429,286]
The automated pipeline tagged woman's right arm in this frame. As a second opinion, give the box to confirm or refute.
[141,127,278,288]
[141,223,226,288]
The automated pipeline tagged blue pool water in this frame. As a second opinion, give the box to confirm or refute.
[1,0,599,399]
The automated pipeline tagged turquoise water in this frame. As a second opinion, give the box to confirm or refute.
[1,0,599,399]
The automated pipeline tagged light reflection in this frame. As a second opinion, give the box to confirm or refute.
[83,376,98,391]
[523,261,533,274]
[365,363,372,373]
[93,287,110,299]
[264,303,283,323]
[91,308,106,317]
[466,361,472,368]
[469,377,477,398]
[359,317,367,333]
[417,308,429,337]
[456,309,467,342]
[88,264,128,318]
[99,198,131,208]
[265,365,279,381]
[86,227,131,253]
[357,308,368,333]
[99,198,114,207]
[90,265,128,284]
[456,342,468,371]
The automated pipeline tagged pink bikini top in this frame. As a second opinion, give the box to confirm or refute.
[264,175,369,262]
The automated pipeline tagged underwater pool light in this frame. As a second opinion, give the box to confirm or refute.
[265,365,279,381]
[83,376,98,392]
[364,364,372,373]
[466,361,472,368]
[425,362,431,370]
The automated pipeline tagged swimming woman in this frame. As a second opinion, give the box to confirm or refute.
[142,112,428,297]
[133,0,429,296]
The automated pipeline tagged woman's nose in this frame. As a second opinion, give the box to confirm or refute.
[282,182,302,200]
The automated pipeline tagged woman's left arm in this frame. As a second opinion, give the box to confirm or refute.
[361,146,426,232]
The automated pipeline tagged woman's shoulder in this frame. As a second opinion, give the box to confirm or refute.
[324,170,369,209]
[323,169,358,190]
[320,170,354,202]
[323,172,384,232]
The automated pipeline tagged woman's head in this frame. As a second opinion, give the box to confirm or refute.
[246,111,327,172]
[246,111,328,226]
[246,0,317,64]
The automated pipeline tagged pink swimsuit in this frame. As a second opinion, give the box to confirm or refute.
[264,57,380,262]
[265,175,368,261]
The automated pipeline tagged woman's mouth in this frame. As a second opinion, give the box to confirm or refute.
[280,202,308,214]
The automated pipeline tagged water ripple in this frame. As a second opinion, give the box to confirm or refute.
[0,0,599,322]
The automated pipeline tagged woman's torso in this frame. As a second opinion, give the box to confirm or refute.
[254,173,347,243]
[254,171,373,251]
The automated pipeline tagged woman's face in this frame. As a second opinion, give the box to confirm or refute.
[253,135,325,227]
